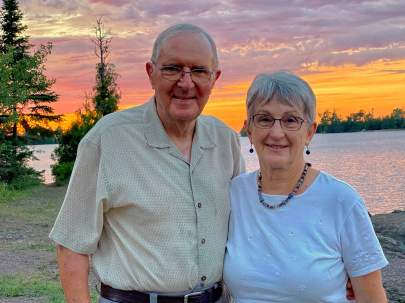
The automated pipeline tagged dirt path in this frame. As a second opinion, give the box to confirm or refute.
[0,185,404,302]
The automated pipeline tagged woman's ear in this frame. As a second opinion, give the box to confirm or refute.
[306,122,318,144]
[244,119,253,143]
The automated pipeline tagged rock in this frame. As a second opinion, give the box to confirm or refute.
[398,223,405,238]
[378,234,401,253]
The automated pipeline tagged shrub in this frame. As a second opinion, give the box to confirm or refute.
[0,138,42,188]
[52,108,98,184]
[51,161,74,185]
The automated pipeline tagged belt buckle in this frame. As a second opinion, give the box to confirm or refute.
[184,290,204,303]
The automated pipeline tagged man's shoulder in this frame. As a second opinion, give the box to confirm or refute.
[97,103,147,128]
[81,103,149,145]
[198,115,236,134]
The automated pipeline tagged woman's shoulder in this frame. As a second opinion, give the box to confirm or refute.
[315,171,364,207]
[317,171,358,193]
[230,171,258,195]
[231,171,257,186]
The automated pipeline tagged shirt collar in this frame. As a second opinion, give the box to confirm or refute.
[143,97,216,150]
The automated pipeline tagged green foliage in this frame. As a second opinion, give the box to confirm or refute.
[92,18,120,116]
[0,181,31,203]
[52,106,99,184]
[0,135,42,188]
[317,108,405,133]
[51,161,74,185]
[51,18,120,184]
[0,0,29,56]
[0,44,59,137]
[93,62,120,116]
[0,0,58,186]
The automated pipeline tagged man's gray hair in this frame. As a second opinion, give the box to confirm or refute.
[246,71,316,126]
[151,23,219,68]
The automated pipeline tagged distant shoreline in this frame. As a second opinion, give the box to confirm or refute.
[240,128,405,137]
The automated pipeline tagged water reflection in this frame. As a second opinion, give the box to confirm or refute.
[27,144,57,185]
[28,130,405,214]
[240,130,405,214]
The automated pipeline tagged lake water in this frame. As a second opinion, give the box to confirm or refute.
[29,130,405,214]
[241,130,405,214]
[28,144,57,185]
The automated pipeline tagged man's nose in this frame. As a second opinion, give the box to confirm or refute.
[177,70,195,88]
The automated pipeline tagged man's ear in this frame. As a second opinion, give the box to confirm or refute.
[214,69,221,81]
[146,62,155,88]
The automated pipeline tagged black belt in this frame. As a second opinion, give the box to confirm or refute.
[100,282,222,303]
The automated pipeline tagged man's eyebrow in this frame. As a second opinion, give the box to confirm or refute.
[191,65,209,69]
[255,110,301,115]
[161,63,181,67]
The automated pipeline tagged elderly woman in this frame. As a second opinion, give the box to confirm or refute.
[223,71,388,302]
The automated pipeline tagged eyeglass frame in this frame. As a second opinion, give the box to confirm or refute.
[151,62,215,84]
[250,113,306,131]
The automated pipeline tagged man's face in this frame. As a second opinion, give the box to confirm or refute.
[146,32,221,125]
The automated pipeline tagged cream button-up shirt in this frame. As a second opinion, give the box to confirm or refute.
[50,98,244,292]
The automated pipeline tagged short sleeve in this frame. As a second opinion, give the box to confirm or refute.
[49,139,109,254]
[340,200,388,277]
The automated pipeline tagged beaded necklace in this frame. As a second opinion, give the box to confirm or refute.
[257,162,311,209]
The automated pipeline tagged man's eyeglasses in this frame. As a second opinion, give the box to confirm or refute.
[251,114,305,131]
[156,64,214,84]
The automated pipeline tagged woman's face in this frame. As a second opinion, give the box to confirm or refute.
[248,98,317,171]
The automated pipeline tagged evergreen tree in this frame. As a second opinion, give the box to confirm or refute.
[52,19,121,184]
[92,18,120,116]
[0,44,57,136]
[0,0,58,140]
[0,0,28,56]
[0,0,58,186]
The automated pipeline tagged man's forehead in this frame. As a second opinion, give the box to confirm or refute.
[156,32,215,66]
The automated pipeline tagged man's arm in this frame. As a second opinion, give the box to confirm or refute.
[351,270,387,303]
[57,245,91,303]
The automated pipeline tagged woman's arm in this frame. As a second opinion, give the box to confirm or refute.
[351,270,387,303]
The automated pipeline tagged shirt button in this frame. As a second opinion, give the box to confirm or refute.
[201,238,206,244]
[201,276,206,281]
[197,202,202,208]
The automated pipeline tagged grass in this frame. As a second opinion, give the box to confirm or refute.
[0,183,60,225]
[8,241,56,252]
[0,183,99,302]
[0,275,64,302]
[0,182,33,204]
[0,275,98,303]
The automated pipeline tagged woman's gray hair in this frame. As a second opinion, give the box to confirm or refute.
[151,23,219,68]
[246,71,316,126]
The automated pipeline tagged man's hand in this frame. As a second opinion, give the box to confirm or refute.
[57,245,91,303]
[346,279,355,300]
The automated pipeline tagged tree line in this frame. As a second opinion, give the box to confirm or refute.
[0,0,120,188]
[317,108,405,133]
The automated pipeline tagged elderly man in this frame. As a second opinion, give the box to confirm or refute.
[50,24,244,303]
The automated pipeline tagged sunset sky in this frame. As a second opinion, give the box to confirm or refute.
[18,0,405,130]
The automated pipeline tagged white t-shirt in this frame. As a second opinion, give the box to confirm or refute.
[224,171,388,303]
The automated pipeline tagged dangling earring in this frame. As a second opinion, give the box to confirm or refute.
[305,144,311,155]
[249,144,254,154]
